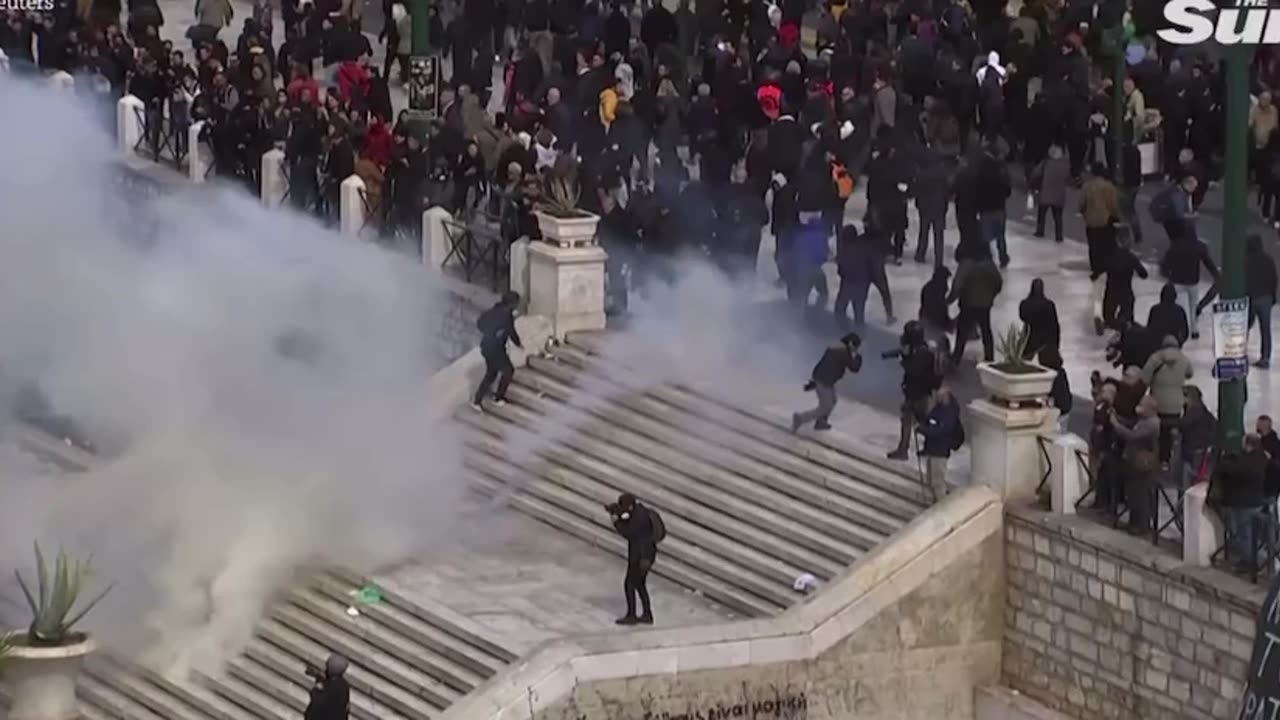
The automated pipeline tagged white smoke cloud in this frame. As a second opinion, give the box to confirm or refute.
[0,75,470,676]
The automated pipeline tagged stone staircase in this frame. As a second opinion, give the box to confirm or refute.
[459,333,933,617]
[0,430,517,720]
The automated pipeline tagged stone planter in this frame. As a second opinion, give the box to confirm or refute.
[976,362,1057,408]
[527,241,607,338]
[3,635,94,720]
[534,210,600,248]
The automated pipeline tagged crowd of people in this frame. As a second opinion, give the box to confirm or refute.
[8,0,1280,576]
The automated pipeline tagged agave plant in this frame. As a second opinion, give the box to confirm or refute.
[0,630,14,667]
[537,172,583,218]
[995,323,1034,372]
[14,543,114,646]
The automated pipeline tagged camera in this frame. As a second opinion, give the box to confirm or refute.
[304,662,322,679]
[604,502,631,520]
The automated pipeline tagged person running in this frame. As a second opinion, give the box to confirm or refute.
[472,292,523,410]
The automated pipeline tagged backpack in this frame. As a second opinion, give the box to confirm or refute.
[832,162,855,199]
[1149,185,1176,224]
[926,337,951,382]
[951,419,966,450]
[647,506,667,544]
[979,67,1003,107]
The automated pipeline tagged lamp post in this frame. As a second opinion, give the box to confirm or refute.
[1218,44,1251,450]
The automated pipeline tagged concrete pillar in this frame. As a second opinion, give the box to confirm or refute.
[261,149,287,208]
[339,175,366,237]
[509,237,530,302]
[526,241,608,338]
[188,121,214,184]
[966,400,1059,504]
[422,206,453,268]
[116,95,145,157]
[1047,433,1089,515]
[1183,483,1223,567]
[48,71,73,91]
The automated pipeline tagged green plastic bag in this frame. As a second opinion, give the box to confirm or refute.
[351,583,382,605]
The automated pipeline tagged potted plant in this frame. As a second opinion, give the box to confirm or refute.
[976,324,1058,408]
[4,544,113,720]
[532,167,600,248]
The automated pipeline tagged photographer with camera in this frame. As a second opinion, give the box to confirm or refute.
[606,492,665,626]
[885,321,942,461]
[304,653,350,720]
[790,333,863,433]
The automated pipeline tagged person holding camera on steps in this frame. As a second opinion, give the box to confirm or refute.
[304,653,350,720]
[916,386,963,500]
[606,492,665,626]
[471,292,522,411]
[790,333,863,432]
[885,321,942,460]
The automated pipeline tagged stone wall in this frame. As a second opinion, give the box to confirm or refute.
[440,488,1006,720]
[1002,505,1265,720]
[429,273,498,368]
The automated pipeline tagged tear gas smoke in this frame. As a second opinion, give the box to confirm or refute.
[0,75,470,677]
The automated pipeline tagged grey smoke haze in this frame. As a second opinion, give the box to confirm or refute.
[0,75,470,675]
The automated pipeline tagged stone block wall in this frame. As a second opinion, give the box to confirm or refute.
[1002,506,1264,720]
[430,276,497,368]
[528,531,1006,720]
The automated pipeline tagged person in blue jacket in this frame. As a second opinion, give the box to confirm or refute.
[917,387,963,500]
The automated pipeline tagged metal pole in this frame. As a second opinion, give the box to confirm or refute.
[1112,46,1125,184]
[410,0,430,53]
[1219,44,1250,449]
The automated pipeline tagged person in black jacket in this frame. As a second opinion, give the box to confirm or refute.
[791,333,863,432]
[1146,283,1190,347]
[1095,236,1148,330]
[886,321,941,460]
[913,145,952,267]
[1246,234,1278,368]
[304,653,350,720]
[1214,435,1269,569]
[1041,348,1072,422]
[917,386,961,500]
[471,292,523,410]
[1018,278,1059,360]
[606,492,657,625]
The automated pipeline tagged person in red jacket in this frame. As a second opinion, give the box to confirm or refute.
[336,55,372,105]
[286,66,322,106]
[362,116,394,167]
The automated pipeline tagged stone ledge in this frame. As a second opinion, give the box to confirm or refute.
[975,685,1078,720]
[440,485,1004,720]
[1004,504,1266,613]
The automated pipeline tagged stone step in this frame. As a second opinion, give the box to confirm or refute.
[563,336,931,499]
[226,648,314,716]
[130,665,257,720]
[510,360,911,539]
[253,617,418,719]
[465,445,797,612]
[533,347,930,516]
[273,596,463,709]
[202,671,295,719]
[84,663,212,720]
[78,671,167,719]
[466,467,776,617]
[314,570,514,675]
[464,403,840,588]
[506,365,892,551]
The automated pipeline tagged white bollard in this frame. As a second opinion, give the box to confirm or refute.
[48,71,73,91]
[509,237,530,301]
[339,175,366,237]
[1048,433,1089,515]
[422,206,453,267]
[261,149,287,208]
[116,95,145,157]
[1183,483,1223,566]
[188,121,214,183]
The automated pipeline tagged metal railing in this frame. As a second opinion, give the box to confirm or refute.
[440,217,510,292]
[132,104,188,167]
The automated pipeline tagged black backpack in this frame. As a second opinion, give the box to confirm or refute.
[951,419,966,450]
[647,506,667,544]
[1149,185,1176,224]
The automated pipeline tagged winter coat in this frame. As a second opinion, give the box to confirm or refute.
[1147,299,1189,347]
[1080,176,1120,228]
[1018,295,1060,355]
[1141,347,1193,416]
[1247,247,1279,301]
[950,257,1003,309]
[1033,155,1071,207]
[195,0,232,27]
[920,397,961,458]
[1163,237,1218,286]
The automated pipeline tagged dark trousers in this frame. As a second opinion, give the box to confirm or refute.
[1035,203,1064,243]
[1102,286,1135,329]
[952,306,994,364]
[834,279,870,327]
[473,346,513,404]
[1125,467,1155,532]
[624,556,653,618]
[916,211,946,266]
[1158,413,1180,464]
[1085,225,1116,277]
[893,395,930,454]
